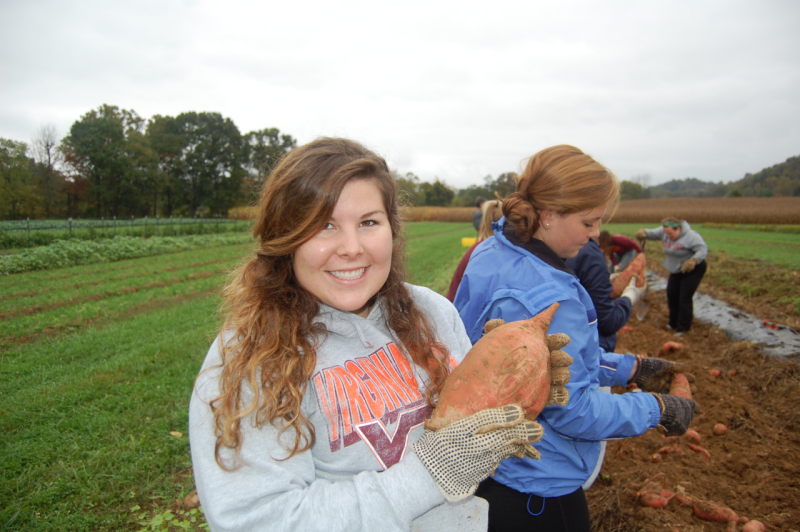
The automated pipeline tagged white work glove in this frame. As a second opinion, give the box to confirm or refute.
[621,275,646,306]
[414,404,543,501]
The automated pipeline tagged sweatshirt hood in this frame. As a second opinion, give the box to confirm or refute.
[314,300,387,349]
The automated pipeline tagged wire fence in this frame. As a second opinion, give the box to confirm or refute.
[0,215,249,248]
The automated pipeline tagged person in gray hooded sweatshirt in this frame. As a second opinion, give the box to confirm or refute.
[636,218,708,334]
[189,137,553,532]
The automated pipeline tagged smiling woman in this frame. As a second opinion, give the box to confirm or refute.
[292,179,393,317]
[188,137,544,532]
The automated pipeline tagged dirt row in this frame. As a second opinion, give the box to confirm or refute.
[585,290,800,531]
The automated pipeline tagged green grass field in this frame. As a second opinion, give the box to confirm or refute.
[2,221,796,531]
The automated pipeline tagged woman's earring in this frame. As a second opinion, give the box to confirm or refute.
[545,223,550,228]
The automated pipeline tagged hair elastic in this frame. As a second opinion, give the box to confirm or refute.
[527,494,546,516]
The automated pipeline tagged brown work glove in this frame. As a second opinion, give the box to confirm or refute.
[635,228,647,241]
[680,258,697,274]
[630,355,680,393]
[483,319,573,407]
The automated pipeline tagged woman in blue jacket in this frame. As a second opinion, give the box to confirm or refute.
[453,145,698,532]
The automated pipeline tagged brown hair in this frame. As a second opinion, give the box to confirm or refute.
[598,230,613,248]
[211,137,451,468]
[477,199,503,242]
[502,145,620,241]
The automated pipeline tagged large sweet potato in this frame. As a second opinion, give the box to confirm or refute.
[426,303,572,433]
[611,253,647,298]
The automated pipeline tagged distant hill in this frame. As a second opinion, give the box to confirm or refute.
[638,155,800,199]
[646,177,729,198]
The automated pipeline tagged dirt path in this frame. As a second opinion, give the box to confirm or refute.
[585,291,800,531]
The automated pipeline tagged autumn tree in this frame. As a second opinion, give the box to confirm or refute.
[0,138,39,219]
[61,105,156,217]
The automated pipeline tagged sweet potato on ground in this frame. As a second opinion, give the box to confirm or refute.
[611,253,647,298]
[426,303,571,432]
[693,499,739,523]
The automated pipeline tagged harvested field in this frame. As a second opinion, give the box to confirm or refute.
[611,197,800,224]
[585,290,800,531]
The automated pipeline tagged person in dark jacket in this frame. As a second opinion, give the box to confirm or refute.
[565,238,644,352]
[472,197,485,232]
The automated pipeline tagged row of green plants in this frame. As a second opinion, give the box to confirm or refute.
[0,245,253,346]
[0,232,254,276]
[0,218,251,249]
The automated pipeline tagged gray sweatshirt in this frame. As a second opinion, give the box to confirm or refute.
[189,284,487,532]
[644,220,708,274]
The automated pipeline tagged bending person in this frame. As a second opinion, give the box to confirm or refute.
[636,219,708,334]
[566,236,645,353]
[598,230,641,273]
[189,138,543,532]
[454,145,697,531]
[446,199,503,302]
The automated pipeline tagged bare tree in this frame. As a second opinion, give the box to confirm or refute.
[630,173,652,188]
[31,124,62,217]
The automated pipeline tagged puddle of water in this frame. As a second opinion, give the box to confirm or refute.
[645,270,800,358]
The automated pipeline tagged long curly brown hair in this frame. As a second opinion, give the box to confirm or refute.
[210,137,451,468]
[503,145,620,241]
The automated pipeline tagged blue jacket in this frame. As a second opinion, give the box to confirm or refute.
[453,219,661,497]
[565,240,632,352]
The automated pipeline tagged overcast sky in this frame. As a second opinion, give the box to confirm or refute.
[2,0,798,189]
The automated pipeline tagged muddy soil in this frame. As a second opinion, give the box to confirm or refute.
[585,292,800,531]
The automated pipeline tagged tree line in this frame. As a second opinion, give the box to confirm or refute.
[0,104,521,220]
[1,105,296,220]
[9,106,792,221]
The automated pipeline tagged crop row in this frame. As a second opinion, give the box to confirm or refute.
[0,242,252,301]
[0,269,226,346]
[0,260,228,317]
[0,232,254,275]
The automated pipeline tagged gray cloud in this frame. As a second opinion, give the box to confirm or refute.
[2,0,798,189]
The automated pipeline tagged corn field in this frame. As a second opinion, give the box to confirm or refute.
[230,197,800,225]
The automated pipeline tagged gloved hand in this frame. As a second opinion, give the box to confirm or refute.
[621,275,646,306]
[545,333,573,406]
[653,393,699,437]
[635,228,647,241]
[630,355,679,393]
[414,404,544,501]
[680,258,697,273]
[480,321,574,407]
[609,272,621,282]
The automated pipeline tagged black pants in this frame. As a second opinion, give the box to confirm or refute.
[666,260,707,332]
[475,477,591,532]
